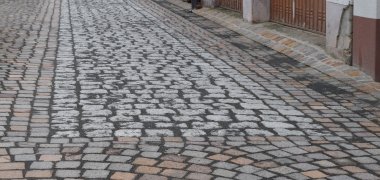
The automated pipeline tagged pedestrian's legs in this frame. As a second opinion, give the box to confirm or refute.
[191,0,197,10]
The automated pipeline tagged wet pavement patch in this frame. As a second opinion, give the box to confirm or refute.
[307,82,351,96]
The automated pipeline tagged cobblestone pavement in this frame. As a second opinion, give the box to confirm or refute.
[1,0,380,179]
[167,0,380,98]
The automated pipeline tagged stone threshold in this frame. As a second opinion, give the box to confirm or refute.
[167,0,380,98]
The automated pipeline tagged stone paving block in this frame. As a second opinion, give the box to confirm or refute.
[110,172,137,180]
[314,160,336,167]
[341,166,367,173]
[161,169,187,178]
[133,157,157,166]
[182,150,208,158]
[82,154,108,161]
[122,150,140,156]
[39,154,62,161]
[255,170,277,178]
[291,163,319,171]
[55,170,81,178]
[236,173,261,180]
[230,157,254,165]
[14,154,36,161]
[329,175,357,180]
[135,166,162,174]
[9,148,34,155]
[55,161,81,169]
[25,170,53,178]
[0,162,25,170]
[141,152,162,158]
[212,161,239,170]
[158,161,187,169]
[270,166,297,174]
[140,174,168,180]
[107,155,132,163]
[188,157,213,165]
[0,170,24,179]
[108,163,133,171]
[30,161,54,169]
[323,168,348,175]
[187,172,213,180]
[254,161,279,169]
[187,164,212,174]
[83,162,109,170]
[302,170,328,178]
[353,172,380,179]
[212,168,237,178]
[208,154,232,161]
[82,170,110,178]
[160,154,187,162]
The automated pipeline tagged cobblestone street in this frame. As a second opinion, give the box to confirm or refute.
[1,0,380,179]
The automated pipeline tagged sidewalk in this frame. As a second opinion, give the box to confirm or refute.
[168,0,380,98]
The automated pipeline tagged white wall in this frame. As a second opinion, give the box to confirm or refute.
[354,0,380,19]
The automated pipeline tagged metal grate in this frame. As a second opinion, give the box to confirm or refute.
[218,0,243,13]
[271,0,326,34]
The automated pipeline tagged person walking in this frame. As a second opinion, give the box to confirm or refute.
[189,0,197,13]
